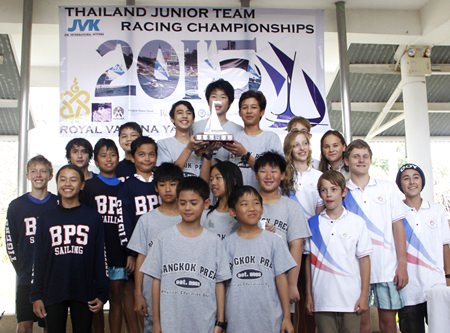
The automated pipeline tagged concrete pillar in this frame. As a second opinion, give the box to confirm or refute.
[400,46,434,201]
[335,1,352,143]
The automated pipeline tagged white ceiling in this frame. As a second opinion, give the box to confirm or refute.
[1,0,449,90]
[2,0,449,86]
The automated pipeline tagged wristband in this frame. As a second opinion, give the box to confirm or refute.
[446,274,450,279]
[202,152,213,160]
[215,320,227,330]
[241,151,251,163]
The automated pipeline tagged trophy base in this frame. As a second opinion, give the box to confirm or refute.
[194,133,234,142]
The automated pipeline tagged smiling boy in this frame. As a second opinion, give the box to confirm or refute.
[395,163,450,332]
[343,139,408,333]
[225,185,296,333]
[223,90,283,188]
[192,79,243,161]
[5,155,58,333]
[254,152,310,307]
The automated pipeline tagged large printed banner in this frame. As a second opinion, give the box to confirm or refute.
[59,6,329,138]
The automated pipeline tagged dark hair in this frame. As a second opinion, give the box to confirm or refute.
[154,162,184,184]
[344,139,373,159]
[94,138,119,161]
[205,79,235,107]
[176,176,210,200]
[169,100,195,120]
[65,138,93,162]
[287,116,311,132]
[208,161,243,215]
[119,121,143,137]
[27,155,53,176]
[238,90,267,111]
[228,185,263,210]
[130,136,158,157]
[56,164,85,183]
[253,151,287,173]
[317,170,346,193]
[396,163,426,193]
[319,130,348,173]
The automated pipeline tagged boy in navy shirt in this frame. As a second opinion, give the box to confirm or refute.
[116,121,142,180]
[6,155,58,333]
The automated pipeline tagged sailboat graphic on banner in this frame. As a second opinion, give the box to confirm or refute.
[154,48,169,81]
[204,41,220,77]
[257,43,327,129]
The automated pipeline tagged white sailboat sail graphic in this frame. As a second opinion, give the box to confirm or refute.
[204,41,219,73]
[154,48,169,81]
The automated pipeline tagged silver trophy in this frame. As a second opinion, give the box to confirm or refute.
[194,101,233,142]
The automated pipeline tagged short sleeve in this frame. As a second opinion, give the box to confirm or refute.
[356,219,373,258]
[127,215,148,255]
[215,238,232,282]
[140,235,162,279]
[272,234,297,276]
[287,199,311,242]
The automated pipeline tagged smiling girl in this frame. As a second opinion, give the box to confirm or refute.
[283,129,324,219]
[31,165,108,333]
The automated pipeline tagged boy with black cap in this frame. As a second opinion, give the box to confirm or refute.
[396,163,450,333]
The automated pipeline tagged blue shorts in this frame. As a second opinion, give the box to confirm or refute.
[369,282,403,310]
[108,266,128,281]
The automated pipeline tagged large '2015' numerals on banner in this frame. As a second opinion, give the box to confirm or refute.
[95,39,261,99]
[95,40,137,97]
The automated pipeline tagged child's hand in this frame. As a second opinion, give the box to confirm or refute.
[32,300,47,318]
[354,295,369,314]
[305,294,314,315]
[213,326,225,333]
[134,294,148,317]
[288,284,300,303]
[188,135,205,152]
[265,223,276,233]
[394,263,408,289]
[153,322,162,333]
[88,298,104,313]
[126,255,136,274]
[195,141,221,156]
[280,317,294,333]
[222,140,246,157]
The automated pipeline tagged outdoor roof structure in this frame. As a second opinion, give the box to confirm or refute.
[1,0,450,138]
[328,43,450,137]
[0,33,21,135]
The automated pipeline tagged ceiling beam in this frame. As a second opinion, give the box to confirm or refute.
[331,102,450,113]
[349,63,450,75]
[365,81,403,140]
[0,99,18,108]
[365,114,405,139]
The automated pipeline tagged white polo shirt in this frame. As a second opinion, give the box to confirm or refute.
[290,166,324,219]
[400,200,450,306]
[306,209,372,312]
[344,177,406,284]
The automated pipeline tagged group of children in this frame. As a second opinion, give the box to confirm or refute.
[5,78,450,333]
